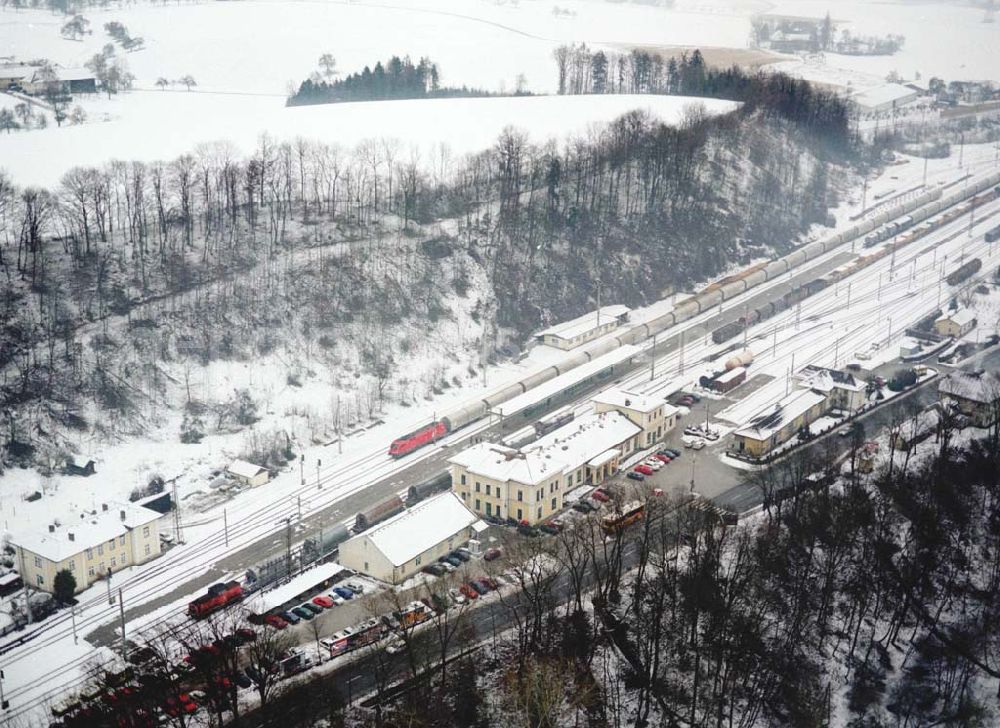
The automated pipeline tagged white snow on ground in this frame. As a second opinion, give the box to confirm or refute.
[0,92,737,188]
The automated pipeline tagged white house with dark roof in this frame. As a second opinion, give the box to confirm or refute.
[10,501,164,595]
[337,493,481,584]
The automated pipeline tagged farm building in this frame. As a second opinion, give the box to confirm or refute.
[938,369,1000,427]
[337,493,482,584]
[934,309,977,338]
[23,67,96,96]
[849,83,920,114]
[10,501,164,595]
[535,305,630,350]
[733,389,828,457]
[226,459,270,487]
[591,387,678,446]
[0,64,35,87]
[449,410,641,525]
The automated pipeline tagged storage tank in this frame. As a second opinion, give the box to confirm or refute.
[407,472,452,503]
[725,350,754,370]
[355,494,405,532]
[302,523,351,561]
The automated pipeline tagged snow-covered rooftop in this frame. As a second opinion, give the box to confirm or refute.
[716,367,746,385]
[362,492,480,567]
[591,387,668,414]
[227,459,266,479]
[937,309,977,327]
[449,410,641,486]
[795,365,864,393]
[939,370,1000,404]
[248,561,344,614]
[734,389,828,441]
[536,305,630,341]
[11,501,162,563]
[850,83,919,109]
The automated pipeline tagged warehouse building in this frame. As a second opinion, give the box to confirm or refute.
[338,493,483,584]
[449,409,642,525]
[850,83,920,114]
[733,389,828,457]
[11,501,164,595]
[535,305,631,350]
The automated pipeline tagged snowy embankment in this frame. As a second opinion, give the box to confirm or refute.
[0,93,736,188]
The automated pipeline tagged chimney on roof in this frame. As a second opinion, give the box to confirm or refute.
[68,532,75,542]
[48,524,55,533]
[625,399,631,407]
[120,509,126,522]
[102,503,108,512]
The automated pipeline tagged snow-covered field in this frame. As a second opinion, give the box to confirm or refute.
[0,92,736,187]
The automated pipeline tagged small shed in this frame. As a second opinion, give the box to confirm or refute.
[226,459,270,487]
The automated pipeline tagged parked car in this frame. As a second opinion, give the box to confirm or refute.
[642,459,662,471]
[481,576,500,590]
[634,465,654,476]
[346,581,365,594]
[455,547,474,560]
[654,453,672,463]
[572,500,594,512]
[591,489,611,503]
[235,627,257,644]
[661,448,680,458]
[459,583,479,600]
[312,595,335,609]
[469,581,488,596]
[450,550,470,563]
[279,610,300,625]
[233,671,252,690]
[385,637,406,655]
[422,563,446,577]
[538,522,559,535]
[332,587,354,600]
[292,606,314,621]
[327,591,347,605]
[337,584,356,596]
[483,547,502,562]
[691,439,706,450]
[517,523,539,537]
[627,471,646,481]
[302,602,324,615]
[449,587,468,605]
[264,614,287,630]
[439,561,457,573]
[440,555,463,567]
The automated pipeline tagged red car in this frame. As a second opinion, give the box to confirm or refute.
[591,489,610,503]
[654,453,671,463]
[264,614,288,630]
[481,576,500,590]
[312,595,335,609]
[483,547,502,562]
[459,583,479,600]
[634,465,654,476]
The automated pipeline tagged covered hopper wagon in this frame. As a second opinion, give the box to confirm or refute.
[355,494,405,532]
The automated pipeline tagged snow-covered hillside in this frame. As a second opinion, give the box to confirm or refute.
[0,93,736,188]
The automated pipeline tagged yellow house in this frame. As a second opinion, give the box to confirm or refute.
[591,388,678,448]
[535,305,631,350]
[934,310,977,338]
[226,459,270,487]
[733,389,828,457]
[449,410,641,525]
[12,502,163,595]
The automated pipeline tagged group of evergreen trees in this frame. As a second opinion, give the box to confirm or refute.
[289,55,493,106]
[553,44,850,151]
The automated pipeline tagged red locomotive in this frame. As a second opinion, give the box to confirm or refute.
[188,580,243,619]
[388,418,450,457]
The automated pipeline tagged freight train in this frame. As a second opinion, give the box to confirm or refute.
[187,581,243,619]
[387,171,1000,456]
[946,258,982,286]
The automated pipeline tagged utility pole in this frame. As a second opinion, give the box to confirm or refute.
[299,454,304,485]
[316,459,321,490]
[678,329,685,375]
[172,481,182,544]
[742,303,749,348]
[285,518,293,576]
[922,155,928,187]
[223,509,229,547]
[71,604,78,644]
[107,567,114,606]
[297,496,302,522]
[650,333,657,381]
[17,548,32,625]
[1,666,7,711]
[118,588,126,661]
[689,453,696,493]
